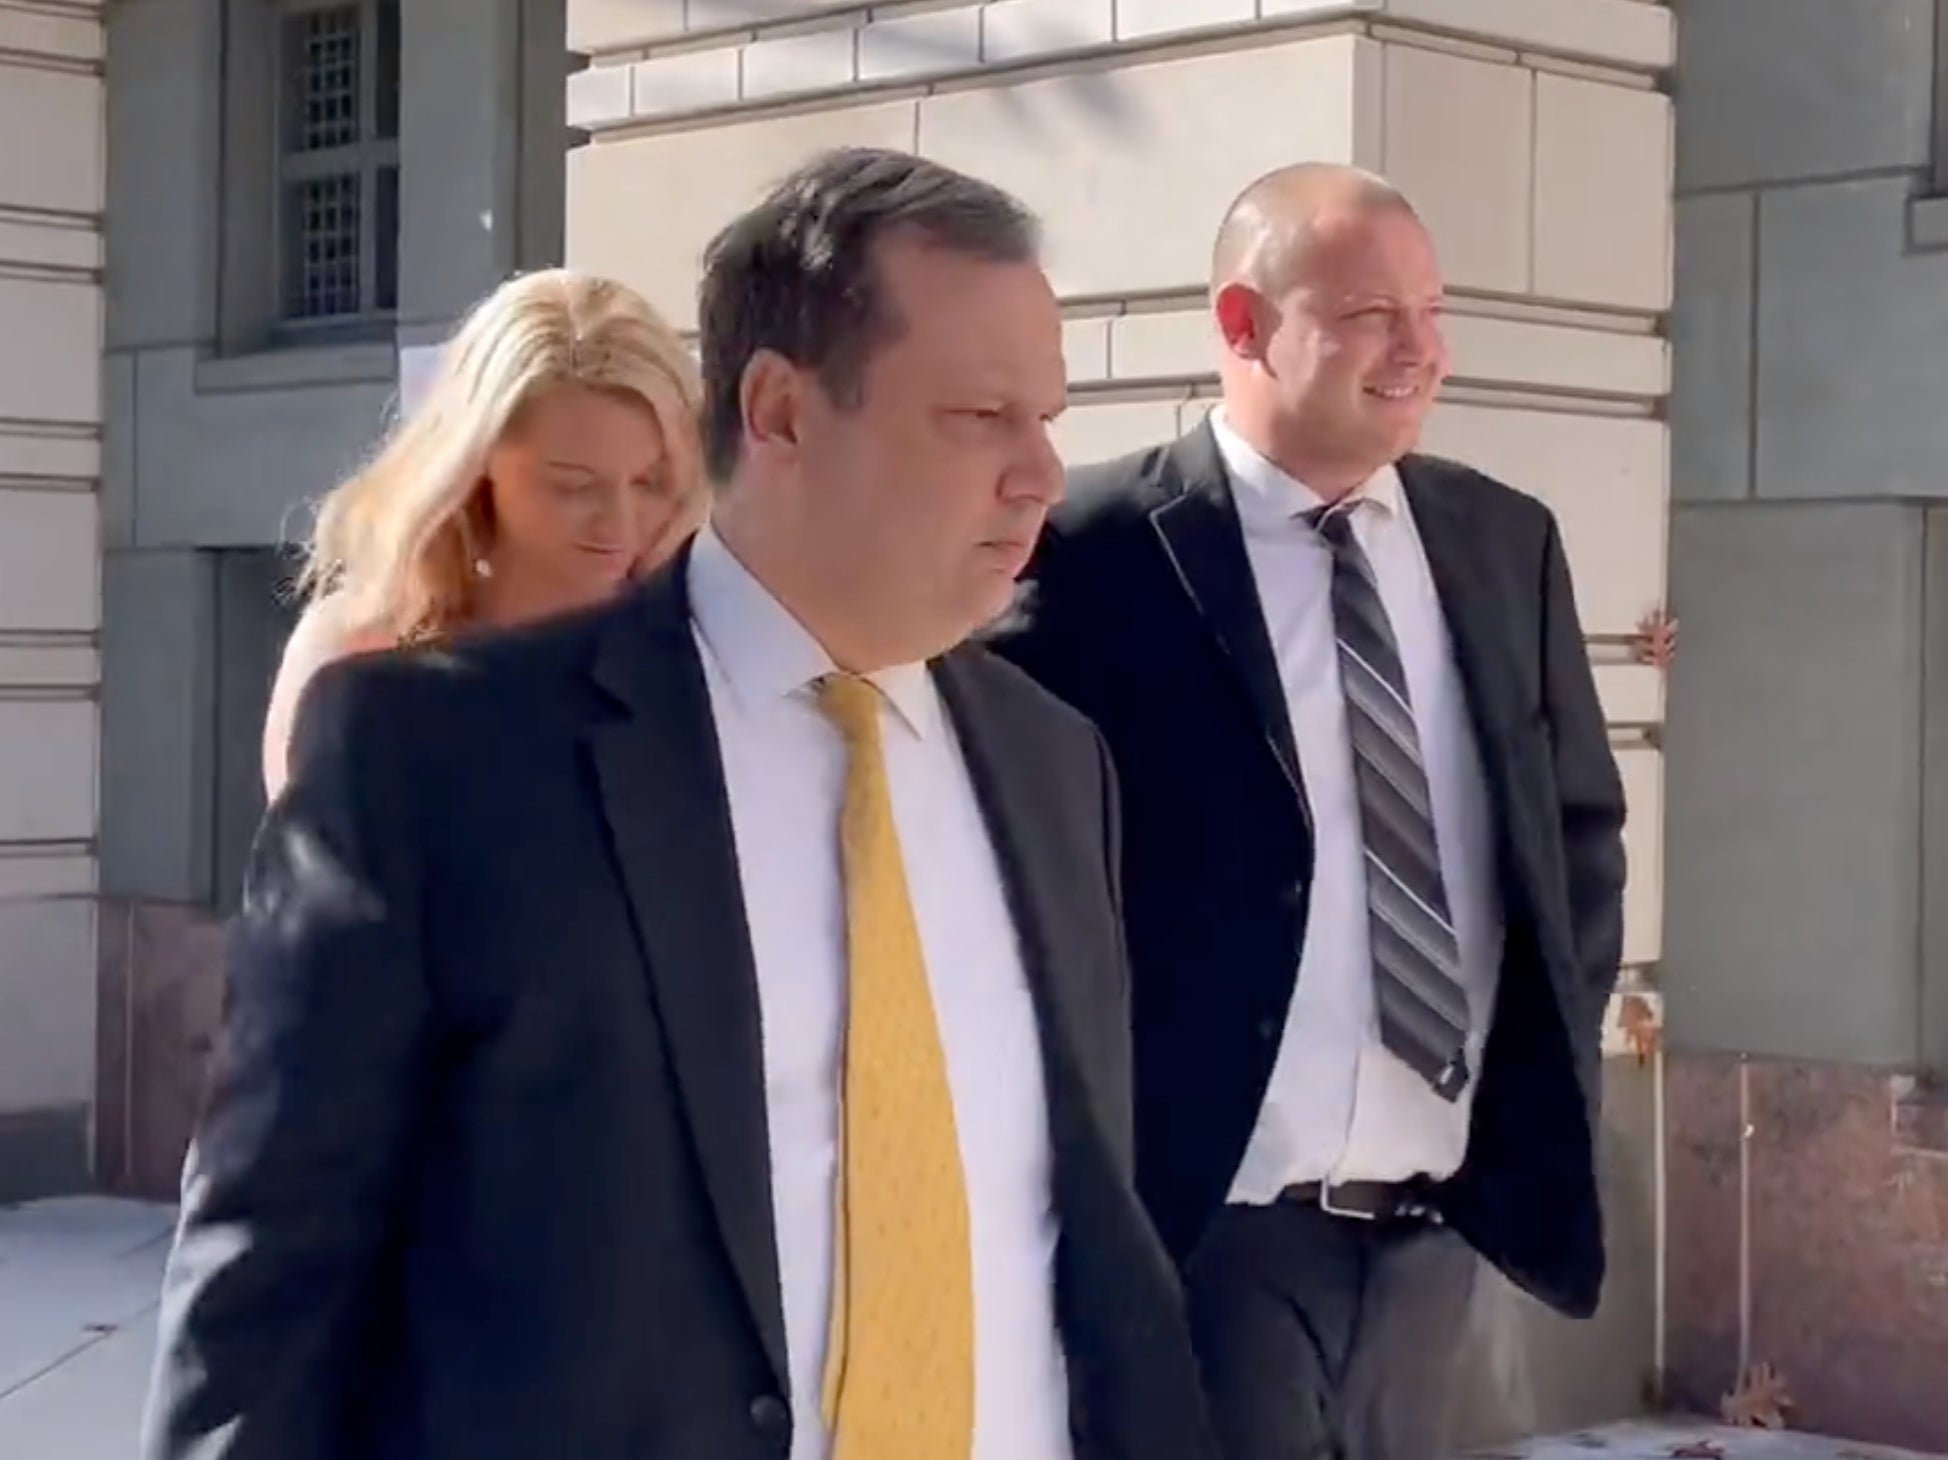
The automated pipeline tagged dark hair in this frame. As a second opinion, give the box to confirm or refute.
[697,147,1041,484]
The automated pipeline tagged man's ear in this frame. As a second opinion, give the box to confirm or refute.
[1213,281,1268,362]
[740,348,803,465]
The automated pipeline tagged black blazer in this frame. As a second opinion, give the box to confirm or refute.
[987,422,1628,1319]
[140,550,1216,1460]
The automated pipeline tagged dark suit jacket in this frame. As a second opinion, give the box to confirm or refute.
[987,422,1628,1318]
[140,550,1215,1460]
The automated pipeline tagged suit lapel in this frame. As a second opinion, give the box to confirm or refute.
[1399,458,1566,967]
[933,653,1114,1150]
[1147,422,1308,820]
[938,654,1191,1457]
[583,557,789,1393]
[1399,456,1527,741]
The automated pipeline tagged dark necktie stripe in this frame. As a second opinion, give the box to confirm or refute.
[1355,753,1446,905]
[1310,504,1471,1102]
[1367,880,1470,1025]
[1345,707,1435,827]
[1340,649,1425,767]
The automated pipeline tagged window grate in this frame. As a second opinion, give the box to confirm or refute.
[290,6,361,153]
[275,0,400,325]
[285,173,363,320]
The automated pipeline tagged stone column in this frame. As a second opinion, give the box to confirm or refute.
[397,0,571,351]
[1663,1,1948,1448]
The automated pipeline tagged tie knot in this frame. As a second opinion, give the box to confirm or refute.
[1305,502,1361,548]
[816,673,883,749]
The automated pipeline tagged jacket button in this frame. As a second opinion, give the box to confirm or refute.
[1258,1017,1280,1042]
[749,1394,790,1436]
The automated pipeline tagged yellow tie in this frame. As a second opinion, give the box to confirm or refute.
[815,673,976,1460]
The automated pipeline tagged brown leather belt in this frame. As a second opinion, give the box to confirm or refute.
[1279,1179,1442,1224]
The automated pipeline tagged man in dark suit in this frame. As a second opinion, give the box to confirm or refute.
[990,162,1627,1459]
[140,148,1214,1460]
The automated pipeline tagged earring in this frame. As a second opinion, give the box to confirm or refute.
[473,557,494,580]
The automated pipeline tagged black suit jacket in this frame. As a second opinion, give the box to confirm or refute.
[141,550,1216,1460]
[987,423,1628,1318]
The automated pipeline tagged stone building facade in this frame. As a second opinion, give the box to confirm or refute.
[2,0,1943,1447]
[0,0,105,1201]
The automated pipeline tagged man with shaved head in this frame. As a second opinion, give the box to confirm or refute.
[990,162,1626,1458]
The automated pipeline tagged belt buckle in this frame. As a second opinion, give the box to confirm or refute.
[1317,1180,1380,1222]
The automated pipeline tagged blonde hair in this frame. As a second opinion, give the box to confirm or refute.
[297,268,704,642]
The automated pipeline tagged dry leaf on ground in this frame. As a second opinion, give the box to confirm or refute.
[1721,1360,1795,1429]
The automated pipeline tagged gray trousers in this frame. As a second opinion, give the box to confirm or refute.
[1184,1199,1478,1460]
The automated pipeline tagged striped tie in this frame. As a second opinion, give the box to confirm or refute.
[1310,503,1472,1102]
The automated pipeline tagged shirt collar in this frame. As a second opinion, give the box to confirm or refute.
[686,524,938,740]
[1207,407,1402,527]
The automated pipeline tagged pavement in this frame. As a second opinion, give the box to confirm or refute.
[0,1197,174,1459]
[0,1197,1940,1460]
[1477,1427,1943,1460]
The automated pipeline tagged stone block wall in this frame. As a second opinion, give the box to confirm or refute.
[0,1,105,1203]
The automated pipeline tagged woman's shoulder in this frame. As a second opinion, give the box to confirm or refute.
[288,593,394,663]
[262,594,395,797]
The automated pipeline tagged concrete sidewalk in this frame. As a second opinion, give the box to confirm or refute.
[1485,1426,1944,1460]
[1,1198,1940,1460]
[0,1197,174,1459]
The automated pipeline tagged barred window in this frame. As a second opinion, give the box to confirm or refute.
[277,0,400,324]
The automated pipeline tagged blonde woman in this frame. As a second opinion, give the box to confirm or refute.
[262,268,705,798]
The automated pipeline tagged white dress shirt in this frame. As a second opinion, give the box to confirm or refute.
[686,525,1074,1460]
[1209,411,1505,1198]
